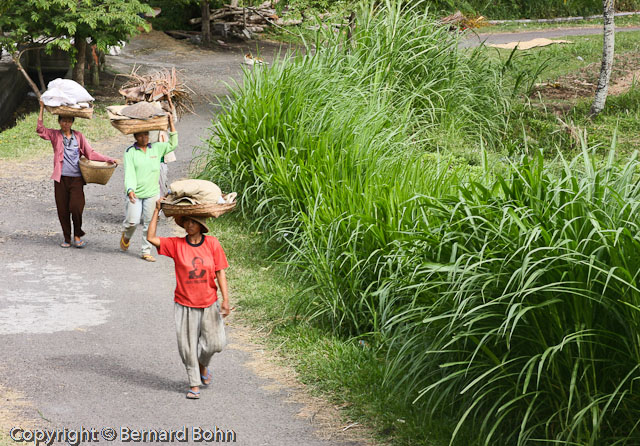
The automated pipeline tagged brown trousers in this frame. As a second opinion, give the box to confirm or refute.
[54,176,86,243]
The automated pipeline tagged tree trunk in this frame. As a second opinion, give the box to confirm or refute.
[201,0,211,44]
[590,0,615,116]
[72,34,87,86]
[98,50,106,73]
[35,49,46,92]
[230,0,238,6]
[90,45,99,87]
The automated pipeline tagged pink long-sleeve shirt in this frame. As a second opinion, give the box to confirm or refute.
[37,119,115,182]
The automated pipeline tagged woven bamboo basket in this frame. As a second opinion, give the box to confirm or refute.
[46,105,94,119]
[110,115,169,135]
[161,196,237,218]
[79,157,117,185]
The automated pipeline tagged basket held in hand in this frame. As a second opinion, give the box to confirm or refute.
[79,157,116,185]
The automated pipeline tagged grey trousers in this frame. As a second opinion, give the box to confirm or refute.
[174,302,226,387]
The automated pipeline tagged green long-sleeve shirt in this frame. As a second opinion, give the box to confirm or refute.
[124,132,177,198]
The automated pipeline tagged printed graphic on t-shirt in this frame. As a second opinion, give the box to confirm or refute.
[187,256,207,283]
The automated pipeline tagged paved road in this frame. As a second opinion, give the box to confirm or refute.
[0,33,360,446]
[462,25,640,47]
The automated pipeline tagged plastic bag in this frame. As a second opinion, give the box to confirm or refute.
[41,78,94,107]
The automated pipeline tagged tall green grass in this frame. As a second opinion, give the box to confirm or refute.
[202,1,640,444]
[383,144,640,444]
[204,0,511,333]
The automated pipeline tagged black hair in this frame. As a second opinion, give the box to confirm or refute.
[58,115,75,123]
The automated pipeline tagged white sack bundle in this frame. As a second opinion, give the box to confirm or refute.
[42,78,94,107]
[166,179,222,205]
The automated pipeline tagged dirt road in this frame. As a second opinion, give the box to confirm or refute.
[0,32,361,446]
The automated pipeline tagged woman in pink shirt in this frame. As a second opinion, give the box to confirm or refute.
[37,101,117,248]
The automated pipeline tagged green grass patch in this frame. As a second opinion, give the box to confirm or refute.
[0,106,119,160]
[487,30,640,83]
[211,213,450,446]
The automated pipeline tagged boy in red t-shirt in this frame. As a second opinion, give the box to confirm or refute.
[147,199,230,399]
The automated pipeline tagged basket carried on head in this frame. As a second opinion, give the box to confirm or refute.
[46,105,94,119]
[161,195,237,219]
[107,104,169,135]
[79,157,117,185]
[110,115,169,134]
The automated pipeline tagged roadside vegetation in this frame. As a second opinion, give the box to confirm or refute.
[497,31,640,157]
[202,1,640,445]
[0,107,118,160]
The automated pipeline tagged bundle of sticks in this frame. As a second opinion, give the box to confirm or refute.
[189,1,302,35]
[116,67,195,117]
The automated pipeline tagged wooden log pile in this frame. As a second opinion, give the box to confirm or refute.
[189,1,303,37]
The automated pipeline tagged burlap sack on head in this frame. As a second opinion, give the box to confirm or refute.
[166,179,222,205]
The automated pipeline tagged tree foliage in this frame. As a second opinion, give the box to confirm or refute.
[0,0,153,88]
[0,0,152,54]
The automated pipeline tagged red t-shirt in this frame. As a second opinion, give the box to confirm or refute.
[157,236,229,308]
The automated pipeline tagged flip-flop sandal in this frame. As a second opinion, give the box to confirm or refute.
[120,233,130,251]
[74,240,87,248]
[201,368,212,386]
[141,254,156,262]
[186,390,200,400]
[60,242,71,248]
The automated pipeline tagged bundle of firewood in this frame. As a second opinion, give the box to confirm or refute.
[116,67,195,117]
[189,1,302,35]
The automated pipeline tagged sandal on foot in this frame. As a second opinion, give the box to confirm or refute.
[60,242,71,248]
[141,254,156,262]
[74,239,87,248]
[201,368,212,386]
[186,390,200,400]
[120,233,130,251]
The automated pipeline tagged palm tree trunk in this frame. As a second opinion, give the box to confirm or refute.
[590,0,615,116]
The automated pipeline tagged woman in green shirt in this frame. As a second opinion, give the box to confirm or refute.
[120,114,177,261]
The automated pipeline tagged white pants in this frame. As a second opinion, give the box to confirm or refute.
[122,195,158,255]
[175,302,226,387]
